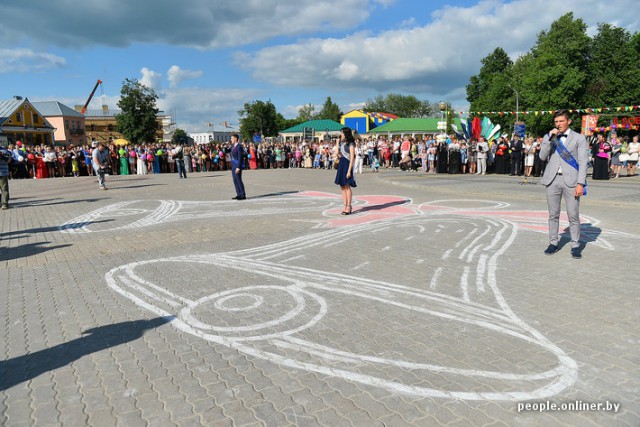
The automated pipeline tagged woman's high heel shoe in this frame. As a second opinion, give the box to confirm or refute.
[342,205,352,215]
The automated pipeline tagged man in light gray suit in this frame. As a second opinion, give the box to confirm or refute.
[539,109,589,259]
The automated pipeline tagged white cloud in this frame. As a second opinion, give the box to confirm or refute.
[0,0,378,49]
[238,0,639,103]
[0,48,65,73]
[167,65,203,88]
[158,87,260,133]
[140,67,162,91]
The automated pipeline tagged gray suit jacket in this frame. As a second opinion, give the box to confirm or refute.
[539,130,589,187]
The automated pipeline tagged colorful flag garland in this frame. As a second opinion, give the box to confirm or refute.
[458,104,640,116]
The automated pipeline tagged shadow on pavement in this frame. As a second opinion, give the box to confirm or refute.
[0,317,174,391]
[248,191,300,199]
[0,220,114,239]
[9,198,105,208]
[0,242,72,261]
[354,199,409,213]
[109,183,167,190]
[558,223,602,251]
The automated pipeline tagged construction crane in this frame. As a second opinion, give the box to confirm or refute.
[81,79,103,115]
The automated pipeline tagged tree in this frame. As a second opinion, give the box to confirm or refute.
[466,47,514,130]
[276,113,300,133]
[115,78,159,145]
[631,32,640,56]
[172,128,188,145]
[585,24,640,105]
[237,100,279,141]
[296,103,317,122]
[516,13,590,134]
[417,101,435,118]
[364,93,431,117]
[317,97,343,122]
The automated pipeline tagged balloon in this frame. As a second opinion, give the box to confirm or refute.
[18,155,24,162]
[247,154,252,159]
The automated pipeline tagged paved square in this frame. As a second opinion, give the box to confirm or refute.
[1,169,638,426]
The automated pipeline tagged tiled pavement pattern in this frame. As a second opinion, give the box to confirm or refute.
[0,169,638,426]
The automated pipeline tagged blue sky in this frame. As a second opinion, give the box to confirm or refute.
[1,0,637,134]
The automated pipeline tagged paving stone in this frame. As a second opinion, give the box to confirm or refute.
[1,170,638,426]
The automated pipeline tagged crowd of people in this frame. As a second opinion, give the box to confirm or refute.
[3,131,638,181]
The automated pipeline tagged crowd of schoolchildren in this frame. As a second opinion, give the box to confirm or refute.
[4,131,638,180]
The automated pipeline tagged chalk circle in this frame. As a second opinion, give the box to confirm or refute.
[179,285,327,340]
[214,293,264,312]
[420,199,509,211]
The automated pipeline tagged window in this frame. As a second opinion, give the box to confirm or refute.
[15,112,21,122]
[65,120,69,129]
[33,113,39,123]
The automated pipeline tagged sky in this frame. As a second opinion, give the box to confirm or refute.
[1,0,638,134]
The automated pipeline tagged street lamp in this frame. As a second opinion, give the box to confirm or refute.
[509,85,519,123]
[437,101,448,143]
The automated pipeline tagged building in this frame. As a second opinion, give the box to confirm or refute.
[368,117,463,137]
[32,101,86,146]
[0,96,56,146]
[190,130,235,145]
[278,119,344,143]
[81,106,173,145]
[341,110,398,134]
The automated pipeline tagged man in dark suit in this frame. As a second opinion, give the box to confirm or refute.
[539,109,589,259]
[509,134,523,176]
[230,133,246,200]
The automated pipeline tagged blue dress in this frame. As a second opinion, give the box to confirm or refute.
[334,142,357,187]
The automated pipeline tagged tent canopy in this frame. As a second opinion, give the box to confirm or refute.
[368,118,462,134]
[113,138,129,146]
[279,119,344,134]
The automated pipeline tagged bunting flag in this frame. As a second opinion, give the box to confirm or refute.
[458,104,639,117]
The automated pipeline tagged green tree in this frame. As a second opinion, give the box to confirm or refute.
[585,23,640,105]
[296,103,317,122]
[466,47,514,130]
[171,128,188,145]
[631,32,640,56]
[115,78,159,144]
[517,13,590,134]
[237,100,279,141]
[276,113,300,133]
[418,101,435,118]
[317,97,343,122]
[364,93,430,117]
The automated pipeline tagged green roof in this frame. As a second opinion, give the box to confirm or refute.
[280,119,343,133]
[369,117,462,133]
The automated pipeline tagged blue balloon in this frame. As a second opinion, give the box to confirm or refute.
[247,154,252,159]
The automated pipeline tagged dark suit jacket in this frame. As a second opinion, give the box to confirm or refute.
[231,143,244,170]
[509,140,523,153]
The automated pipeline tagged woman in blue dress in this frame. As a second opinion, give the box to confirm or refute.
[334,127,357,215]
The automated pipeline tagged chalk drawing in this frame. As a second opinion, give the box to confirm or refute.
[58,192,639,401]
